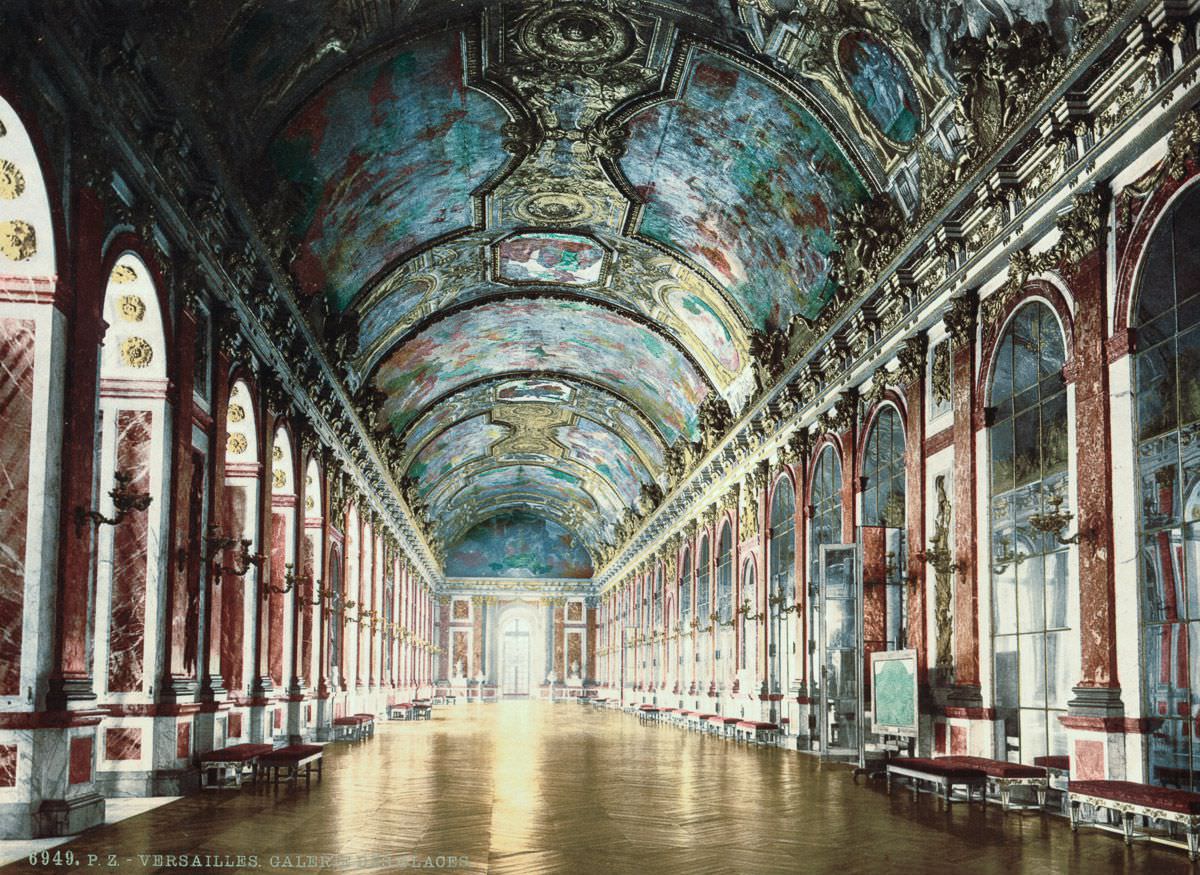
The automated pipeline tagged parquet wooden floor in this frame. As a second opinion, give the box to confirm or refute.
[1,702,1191,874]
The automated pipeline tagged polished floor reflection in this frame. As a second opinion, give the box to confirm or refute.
[1,702,1191,874]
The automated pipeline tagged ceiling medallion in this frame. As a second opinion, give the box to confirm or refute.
[518,3,636,69]
[512,190,595,225]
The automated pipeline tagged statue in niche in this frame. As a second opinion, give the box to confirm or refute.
[569,659,580,678]
[453,659,465,679]
[931,475,955,672]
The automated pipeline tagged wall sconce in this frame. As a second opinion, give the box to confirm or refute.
[207,525,263,579]
[76,469,152,534]
[767,593,798,615]
[738,600,764,622]
[990,533,1027,575]
[264,563,302,600]
[915,538,961,576]
[1029,493,1082,545]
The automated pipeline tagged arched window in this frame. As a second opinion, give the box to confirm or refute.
[862,406,906,528]
[769,477,796,694]
[697,537,711,628]
[989,300,1073,764]
[654,564,663,627]
[741,558,755,670]
[329,550,343,686]
[863,405,907,649]
[1135,184,1200,788]
[680,548,692,622]
[809,445,843,584]
[717,524,733,624]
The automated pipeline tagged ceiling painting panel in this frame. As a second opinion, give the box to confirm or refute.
[554,418,652,507]
[444,510,593,579]
[837,32,921,145]
[495,232,609,286]
[269,31,509,305]
[370,297,709,441]
[622,49,869,329]
[408,414,508,483]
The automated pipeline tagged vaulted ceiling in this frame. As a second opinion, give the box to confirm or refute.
[132,0,1095,576]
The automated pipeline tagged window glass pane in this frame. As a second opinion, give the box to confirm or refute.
[991,419,1014,493]
[1017,556,1045,634]
[1179,327,1200,427]
[1045,629,1073,710]
[1137,223,1175,326]
[1013,407,1040,487]
[1018,709,1047,763]
[993,557,1017,635]
[1041,391,1069,477]
[1138,342,1179,440]
[1176,216,1200,311]
[1018,633,1046,708]
[1044,549,1069,630]
[994,636,1018,708]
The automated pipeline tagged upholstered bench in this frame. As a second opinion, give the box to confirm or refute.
[734,720,779,745]
[353,713,376,737]
[689,713,717,732]
[258,744,324,787]
[1034,755,1069,774]
[637,705,659,722]
[1069,780,1200,860]
[389,702,414,720]
[333,716,366,740]
[412,702,433,720]
[708,716,740,738]
[885,757,987,804]
[198,743,274,790]
[937,756,1049,810]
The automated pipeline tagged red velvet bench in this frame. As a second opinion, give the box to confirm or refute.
[353,713,376,737]
[885,757,987,804]
[637,705,659,723]
[937,756,1049,810]
[671,709,693,728]
[198,743,274,789]
[734,720,779,745]
[332,715,370,740]
[688,712,717,732]
[389,702,414,720]
[257,744,324,787]
[707,716,740,738]
[1069,780,1200,860]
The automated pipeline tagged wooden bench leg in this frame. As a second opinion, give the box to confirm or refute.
[1000,785,1010,811]
[1069,799,1080,831]
[1036,787,1047,808]
[1188,827,1199,862]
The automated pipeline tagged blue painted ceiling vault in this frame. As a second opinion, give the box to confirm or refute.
[161,0,1095,578]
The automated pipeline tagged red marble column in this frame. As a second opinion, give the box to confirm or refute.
[904,376,928,683]
[252,410,277,693]
[267,511,287,687]
[472,597,483,682]
[1066,243,1121,696]
[161,308,198,696]
[107,410,153,693]
[220,485,248,694]
[355,516,367,687]
[586,606,597,684]
[793,462,807,688]
[49,188,106,708]
[202,352,231,698]
[952,321,981,690]
[0,319,35,697]
[554,605,565,681]
[299,529,315,687]
[839,429,857,543]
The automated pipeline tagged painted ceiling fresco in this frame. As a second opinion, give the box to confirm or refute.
[179,0,1091,579]
[269,31,508,304]
[495,233,608,286]
[445,510,593,579]
[622,50,869,329]
[370,297,710,440]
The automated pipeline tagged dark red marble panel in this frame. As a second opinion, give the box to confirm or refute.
[0,743,16,787]
[861,526,887,699]
[104,726,142,761]
[950,725,967,756]
[69,736,92,785]
[274,707,282,730]
[952,345,980,687]
[0,319,35,696]
[227,711,242,739]
[176,722,190,759]
[269,513,286,687]
[107,410,152,692]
